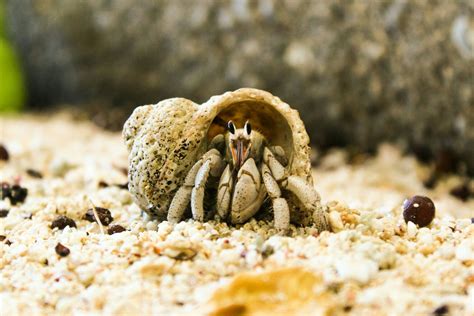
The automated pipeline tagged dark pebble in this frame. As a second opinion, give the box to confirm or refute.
[98,181,109,188]
[423,173,438,189]
[51,215,77,230]
[26,169,43,179]
[449,183,471,201]
[9,184,28,205]
[1,182,10,200]
[0,144,9,161]
[403,195,436,227]
[471,218,474,224]
[0,235,5,241]
[107,224,126,235]
[432,304,448,315]
[83,207,114,226]
[55,243,70,257]
[0,209,9,218]
[114,182,129,190]
[5,239,12,246]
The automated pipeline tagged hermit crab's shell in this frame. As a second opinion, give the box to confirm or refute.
[123,88,313,219]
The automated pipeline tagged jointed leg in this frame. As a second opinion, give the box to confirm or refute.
[263,147,329,232]
[191,149,225,221]
[167,160,203,223]
[217,165,233,220]
[261,164,290,232]
[230,158,266,224]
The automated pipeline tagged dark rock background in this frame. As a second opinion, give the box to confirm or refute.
[5,0,474,173]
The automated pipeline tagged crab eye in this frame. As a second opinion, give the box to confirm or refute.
[244,121,252,135]
[227,121,236,134]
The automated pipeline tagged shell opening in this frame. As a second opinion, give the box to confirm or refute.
[207,100,294,163]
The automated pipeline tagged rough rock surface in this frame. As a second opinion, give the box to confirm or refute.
[5,0,474,173]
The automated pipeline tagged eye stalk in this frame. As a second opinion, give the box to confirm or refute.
[227,121,236,134]
[244,120,251,136]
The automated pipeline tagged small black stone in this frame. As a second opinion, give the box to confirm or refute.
[114,182,129,190]
[98,181,109,188]
[26,169,43,179]
[83,207,114,226]
[1,182,10,200]
[107,224,126,235]
[51,215,77,230]
[0,235,6,241]
[9,184,28,205]
[55,243,70,257]
[449,183,471,201]
[432,304,448,315]
[403,195,436,227]
[0,144,9,161]
[0,209,9,218]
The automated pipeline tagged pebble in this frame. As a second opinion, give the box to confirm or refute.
[83,207,114,226]
[432,304,449,315]
[329,211,344,232]
[402,195,435,227]
[407,221,418,238]
[51,216,77,230]
[335,257,378,284]
[0,144,9,161]
[107,224,126,235]
[55,243,70,257]
[449,183,471,201]
[0,209,9,218]
[26,169,43,179]
[9,184,28,205]
[455,239,474,261]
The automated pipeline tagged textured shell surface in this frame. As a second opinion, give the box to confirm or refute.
[123,88,314,221]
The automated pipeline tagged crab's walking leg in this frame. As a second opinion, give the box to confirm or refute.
[230,158,266,224]
[217,164,233,220]
[191,149,225,221]
[285,176,329,231]
[263,147,329,232]
[167,160,203,223]
[261,164,290,233]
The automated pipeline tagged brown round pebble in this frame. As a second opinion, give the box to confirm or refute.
[83,207,114,226]
[0,209,9,218]
[51,215,77,230]
[55,243,70,257]
[0,144,9,161]
[107,224,126,235]
[403,195,436,227]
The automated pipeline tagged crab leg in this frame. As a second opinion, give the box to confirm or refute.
[285,175,329,231]
[167,160,203,223]
[261,163,290,233]
[191,149,225,221]
[263,147,329,232]
[230,158,266,224]
[217,164,233,220]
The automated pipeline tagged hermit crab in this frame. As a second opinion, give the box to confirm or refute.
[123,88,329,232]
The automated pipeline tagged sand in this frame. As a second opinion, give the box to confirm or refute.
[0,114,473,315]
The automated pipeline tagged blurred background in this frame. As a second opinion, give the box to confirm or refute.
[1,0,473,174]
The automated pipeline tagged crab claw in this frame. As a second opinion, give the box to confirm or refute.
[230,158,266,224]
